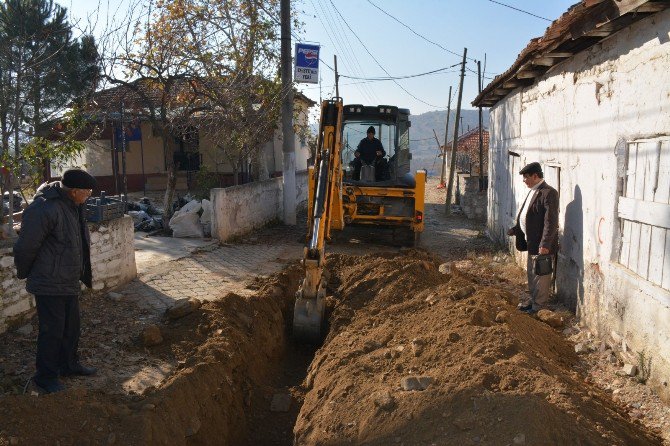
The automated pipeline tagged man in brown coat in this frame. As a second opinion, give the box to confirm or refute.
[507,162,559,312]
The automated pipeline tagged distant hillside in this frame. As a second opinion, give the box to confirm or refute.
[410,109,489,175]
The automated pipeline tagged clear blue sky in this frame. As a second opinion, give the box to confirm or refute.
[64,0,576,114]
[296,0,575,113]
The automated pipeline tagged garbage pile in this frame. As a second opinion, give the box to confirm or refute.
[127,197,164,233]
[2,191,23,216]
[168,196,212,238]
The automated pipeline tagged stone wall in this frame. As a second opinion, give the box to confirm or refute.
[0,215,137,334]
[211,170,309,242]
[458,174,487,221]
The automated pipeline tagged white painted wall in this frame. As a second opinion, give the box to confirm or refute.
[210,170,309,242]
[488,10,670,398]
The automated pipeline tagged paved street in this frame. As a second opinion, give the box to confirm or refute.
[122,241,303,313]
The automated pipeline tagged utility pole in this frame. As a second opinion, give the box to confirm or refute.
[334,55,340,98]
[477,60,484,191]
[445,48,467,215]
[280,0,296,225]
[440,86,452,188]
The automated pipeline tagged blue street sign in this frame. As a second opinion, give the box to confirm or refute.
[294,43,320,84]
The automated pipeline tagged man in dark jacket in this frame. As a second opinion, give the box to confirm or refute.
[351,126,387,181]
[507,162,559,313]
[14,168,98,393]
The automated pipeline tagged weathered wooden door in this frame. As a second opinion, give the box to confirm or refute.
[619,139,670,290]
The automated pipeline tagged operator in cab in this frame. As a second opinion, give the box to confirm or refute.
[351,126,390,181]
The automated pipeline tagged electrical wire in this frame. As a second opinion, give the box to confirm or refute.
[486,0,552,22]
[316,0,381,104]
[339,64,460,81]
[328,0,446,110]
[366,0,477,63]
[311,0,377,104]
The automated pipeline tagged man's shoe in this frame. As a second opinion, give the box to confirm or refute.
[517,304,533,313]
[61,364,97,377]
[33,378,65,394]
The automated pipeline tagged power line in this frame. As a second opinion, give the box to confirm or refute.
[318,0,381,103]
[366,0,477,62]
[340,65,460,81]
[311,0,377,104]
[486,0,552,22]
[328,0,446,109]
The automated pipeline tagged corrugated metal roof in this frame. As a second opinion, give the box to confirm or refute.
[472,0,670,108]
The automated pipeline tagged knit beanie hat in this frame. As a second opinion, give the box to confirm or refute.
[62,168,97,189]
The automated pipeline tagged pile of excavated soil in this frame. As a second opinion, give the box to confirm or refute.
[294,250,661,445]
[0,265,303,446]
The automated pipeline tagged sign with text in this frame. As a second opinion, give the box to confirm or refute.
[294,43,320,84]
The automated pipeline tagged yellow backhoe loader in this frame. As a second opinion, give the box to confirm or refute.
[293,99,426,341]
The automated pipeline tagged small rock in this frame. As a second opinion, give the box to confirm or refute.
[598,341,608,353]
[107,433,116,445]
[141,325,163,347]
[425,293,439,305]
[536,309,564,328]
[631,402,642,409]
[400,376,433,391]
[513,433,526,444]
[613,389,621,395]
[574,343,588,354]
[16,324,33,336]
[143,403,156,411]
[448,332,461,342]
[495,311,509,323]
[166,298,201,320]
[237,312,253,328]
[452,286,476,300]
[438,263,451,275]
[622,364,638,377]
[107,292,123,302]
[411,338,425,357]
[270,393,292,412]
[610,330,623,343]
[373,391,395,411]
[185,416,201,437]
[622,340,629,353]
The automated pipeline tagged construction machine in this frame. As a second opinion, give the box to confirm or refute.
[293,98,426,341]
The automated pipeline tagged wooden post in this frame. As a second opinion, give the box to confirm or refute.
[478,60,484,191]
[334,55,340,98]
[440,86,452,187]
[446,48,467,215]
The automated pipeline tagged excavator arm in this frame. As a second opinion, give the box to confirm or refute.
[293,99,343,341]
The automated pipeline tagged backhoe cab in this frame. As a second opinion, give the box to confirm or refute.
[293,100,426,342]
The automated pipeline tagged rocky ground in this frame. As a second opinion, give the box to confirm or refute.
[0,178,667,445]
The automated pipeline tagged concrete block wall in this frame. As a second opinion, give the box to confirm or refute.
[458,174,487,221]
[0,215,137,334]
[211,170,308,242]
[89,216,137,291]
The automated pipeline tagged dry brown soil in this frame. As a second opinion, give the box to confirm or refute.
[0,179,666,445]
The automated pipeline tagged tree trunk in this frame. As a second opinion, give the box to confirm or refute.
[162,131,178,224]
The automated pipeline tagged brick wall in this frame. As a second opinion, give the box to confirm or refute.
[0,215,137,333]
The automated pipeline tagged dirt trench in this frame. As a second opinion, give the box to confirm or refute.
[0,249,663,445]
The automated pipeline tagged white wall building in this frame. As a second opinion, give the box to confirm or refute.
[473,1,670,400]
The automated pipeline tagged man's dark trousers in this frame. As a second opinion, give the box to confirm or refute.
[34,294,81,383]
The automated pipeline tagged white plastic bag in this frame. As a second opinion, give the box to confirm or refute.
[179,199,202,215]
[170,212,204,238]
[200,199,212,224]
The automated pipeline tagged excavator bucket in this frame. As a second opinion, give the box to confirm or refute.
[293,277,326,342]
